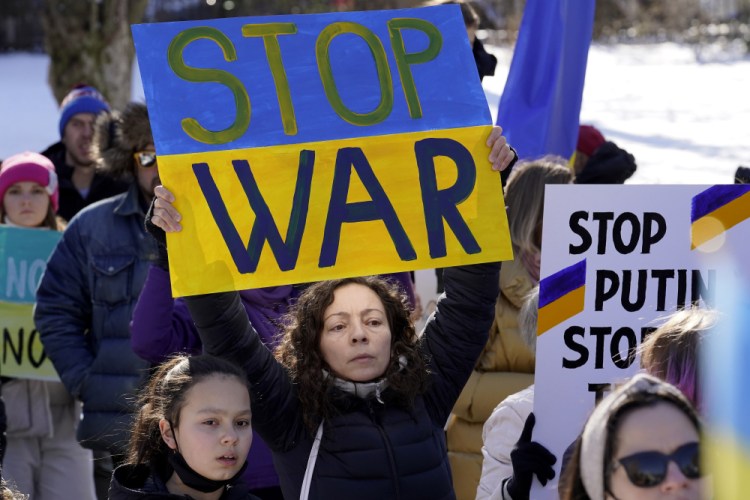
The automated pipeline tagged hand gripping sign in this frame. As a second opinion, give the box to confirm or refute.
[132,5,512,296]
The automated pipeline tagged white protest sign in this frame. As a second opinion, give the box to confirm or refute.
[531,184,750,498]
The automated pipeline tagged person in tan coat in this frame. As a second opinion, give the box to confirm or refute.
[446,158,572,500]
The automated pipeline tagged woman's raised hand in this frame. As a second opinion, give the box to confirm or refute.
[487,125,517,172]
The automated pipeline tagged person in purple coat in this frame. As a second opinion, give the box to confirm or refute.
[130,260,417,499]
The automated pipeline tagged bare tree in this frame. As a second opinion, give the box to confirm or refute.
[42,0,149,109]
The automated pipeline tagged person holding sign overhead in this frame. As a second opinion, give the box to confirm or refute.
[145,127,515,500]
[0,152,96,499]
[132,6,515,498]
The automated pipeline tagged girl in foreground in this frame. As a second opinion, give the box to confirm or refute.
[108,355,257,500]
[148,129,514,499]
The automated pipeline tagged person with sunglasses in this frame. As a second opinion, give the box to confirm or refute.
[34,102,160,500]
[559,373,705,500]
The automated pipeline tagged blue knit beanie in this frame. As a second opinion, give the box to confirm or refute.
[58,85,110,137]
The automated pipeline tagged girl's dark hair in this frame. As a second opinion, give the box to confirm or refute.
[275,276,428,432]
[127,354,250,468]
[558,387,701,500]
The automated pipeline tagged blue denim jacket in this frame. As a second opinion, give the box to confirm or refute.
[35,183,157,453]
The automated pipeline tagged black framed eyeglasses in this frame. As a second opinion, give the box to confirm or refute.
[133,150,157,168]
[614,441,701,488]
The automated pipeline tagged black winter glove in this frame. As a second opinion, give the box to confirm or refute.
[145,197,169,271]
[505,412,557,500]
[574,141,636,185]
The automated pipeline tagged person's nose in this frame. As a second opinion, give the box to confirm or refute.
[82,122,95,139]
[660,461,691,492]
[350,321,369,344]
[221,425,239,445]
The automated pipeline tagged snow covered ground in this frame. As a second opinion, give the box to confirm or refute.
[482,40,750,185]
[1,41,748,185]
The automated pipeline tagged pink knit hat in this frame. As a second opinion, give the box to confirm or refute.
[0,152,59,212]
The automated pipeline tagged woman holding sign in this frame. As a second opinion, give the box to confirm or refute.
[144,130,514,499]
[0,152,96,499]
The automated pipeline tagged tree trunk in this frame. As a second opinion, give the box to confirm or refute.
[42,0,149,110]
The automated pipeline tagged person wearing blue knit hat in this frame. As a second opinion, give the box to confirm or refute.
[41,84,127,221]
[57,85,111,138]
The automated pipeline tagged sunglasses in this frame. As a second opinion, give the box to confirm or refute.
[133,150,157,168]
[614,441,701,488]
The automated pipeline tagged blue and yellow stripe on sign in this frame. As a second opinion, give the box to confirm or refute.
[162,125,512,297]
[538,259,586,335]
[691,185,750,249]
[704,285,750,498]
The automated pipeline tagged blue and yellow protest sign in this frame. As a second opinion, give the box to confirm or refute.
[133,5,512,297]
[0,226,61,381]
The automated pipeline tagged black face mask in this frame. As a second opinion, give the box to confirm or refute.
[167,450,248,493]
[166,420,248,493]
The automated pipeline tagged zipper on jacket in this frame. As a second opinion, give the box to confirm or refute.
[367,401,401,500]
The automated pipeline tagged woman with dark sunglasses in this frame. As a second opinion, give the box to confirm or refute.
[559,373,705,500]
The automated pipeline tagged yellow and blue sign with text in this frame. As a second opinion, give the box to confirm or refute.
[133,6,512,296]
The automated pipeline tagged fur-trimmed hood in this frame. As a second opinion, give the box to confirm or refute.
[92,102,152,181]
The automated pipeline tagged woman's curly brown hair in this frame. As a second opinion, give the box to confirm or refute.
[275,276,428,432]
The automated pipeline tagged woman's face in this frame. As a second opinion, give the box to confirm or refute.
[319,283,392,382]
[2,181,50,227]
[607,402,703,500]
[161,375,252,490]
